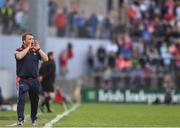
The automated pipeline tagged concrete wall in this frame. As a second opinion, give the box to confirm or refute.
[0,35,110,98]
[0,35,20,99]
[0,69,13,99]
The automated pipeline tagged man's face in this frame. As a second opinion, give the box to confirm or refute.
[23,35,34,47]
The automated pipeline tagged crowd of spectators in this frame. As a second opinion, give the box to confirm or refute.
[0,0,115,38]
[0,0,28,34]
[1,0,180,39]
[87,34,180,90]
[86,0,180,90]
[53,3,114,39]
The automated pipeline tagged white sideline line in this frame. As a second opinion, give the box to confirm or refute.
[43,103,80,128]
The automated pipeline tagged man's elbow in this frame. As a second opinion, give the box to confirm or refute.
[15,54,23,60]
[45,57,48,61]
[43,56,48,61]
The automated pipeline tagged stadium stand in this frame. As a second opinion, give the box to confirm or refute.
[1,0,180,90]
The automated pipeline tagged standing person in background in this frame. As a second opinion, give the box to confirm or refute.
[59,42,73,78]
[55,8,67,37]
[15,32,48,125]
[59,49,69,77]
[97,44,106,67]
[87,45,94,75]
[39,52,56,113]
[0,3,15,34]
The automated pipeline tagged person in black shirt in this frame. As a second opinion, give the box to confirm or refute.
[15,32,48,125]
[87,45,94,75]
[39,51,56,112]
[97,44,106,66]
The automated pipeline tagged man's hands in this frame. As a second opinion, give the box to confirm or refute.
[32,40,48,61]
[32,40,40,51]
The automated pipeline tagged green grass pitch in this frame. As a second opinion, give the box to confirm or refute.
[0,103,180,127]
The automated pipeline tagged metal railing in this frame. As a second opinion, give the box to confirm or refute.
[90,71,176,89]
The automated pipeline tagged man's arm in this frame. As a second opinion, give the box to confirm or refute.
[38,49,48,61]
[15,45,31,60]
[33,40,48,61]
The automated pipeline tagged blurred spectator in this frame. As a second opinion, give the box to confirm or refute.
[103,66,112,89]
[160,43,171,72]
[48,0,57,26]
[66,2,78,37]
[14,9,28,33]
[106,41,118,69]
[116,54,125,70]
[120,34,133,59]
[107,52,116,69]
[67,42,73,59]
[100,15,111,39]
[59,42,73,78]
[59,50,68,77]
[87,45,94,75]
[55,9,67,37]
[146,47,159,66]
[0,2,15,34]
[116,55,132,71]
[73,11,85,37]
[88,13,98,38]
[96,44,106,67]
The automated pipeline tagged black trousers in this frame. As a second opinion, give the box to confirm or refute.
[17,79,40,121]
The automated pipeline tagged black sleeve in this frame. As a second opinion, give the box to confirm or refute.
[39,62,47,76]
[37,52,42,60]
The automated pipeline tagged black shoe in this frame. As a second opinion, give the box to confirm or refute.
[17,118,24,125]
[47,109,52,113]
[32,119,37,126]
